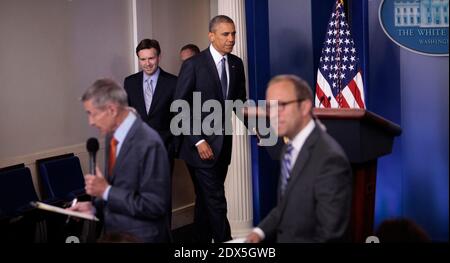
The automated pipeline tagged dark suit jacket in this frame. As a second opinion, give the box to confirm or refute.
[124,68,177,155]
[174,48,247,168]
[95,114,171,242]
[258,124,353,242]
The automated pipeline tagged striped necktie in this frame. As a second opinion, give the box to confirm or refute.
[280,143,294,197]
[144,78,154,114]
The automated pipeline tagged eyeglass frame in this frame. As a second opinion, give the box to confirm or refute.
[266,98,305,113]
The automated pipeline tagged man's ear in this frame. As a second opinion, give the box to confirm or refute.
[301,100,313,116]
[208,31,214,43]
[106,103,117,117]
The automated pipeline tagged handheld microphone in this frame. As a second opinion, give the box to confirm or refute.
[86,137,99,175]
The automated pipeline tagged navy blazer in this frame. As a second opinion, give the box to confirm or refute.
[258,124,353,242]
[95,114,171,242]
[174,49,247,168]
[124,68,177,153]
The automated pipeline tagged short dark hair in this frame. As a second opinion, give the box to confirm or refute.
[97,232,142,243]
[375,218,431,242]
[209,15,234,33]
[180,44,200,54]
[268,74,313,102]
[136,39,161,56]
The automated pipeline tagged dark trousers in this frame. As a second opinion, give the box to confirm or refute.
[187,154,232,243]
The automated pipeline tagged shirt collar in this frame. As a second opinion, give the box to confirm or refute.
[209,44,227,65]
[290,119,315,153]
[143,67,160,84]
[113,111,137,145]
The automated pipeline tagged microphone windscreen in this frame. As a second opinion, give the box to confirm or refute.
[86,137,99,153]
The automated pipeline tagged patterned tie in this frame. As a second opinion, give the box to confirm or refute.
[144,79,154,114]
[220,57,228,99]
[280,143,294,197]
[109,137,118,176]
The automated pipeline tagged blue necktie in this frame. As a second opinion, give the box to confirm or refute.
[280,143,294,197]
[220,57,227,99]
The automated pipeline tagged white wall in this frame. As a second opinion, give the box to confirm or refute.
[0,0,134,160]
[0,0,212,228]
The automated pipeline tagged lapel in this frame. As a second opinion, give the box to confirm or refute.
[227,55,236,100]
[148,68,165,116]
[105,134,112,181]
[205,50,225,101]
[278,125,321,209]
[107,115,140,183]
[133,71,148,120]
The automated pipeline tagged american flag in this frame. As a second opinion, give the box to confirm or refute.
[315,0,365,109]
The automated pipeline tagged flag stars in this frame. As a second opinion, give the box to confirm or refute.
[318,1,362,96]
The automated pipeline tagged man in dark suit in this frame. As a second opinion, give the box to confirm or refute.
[174,15,247,243]
[246,75,352,243]
[70,78,171,242]
[124,39,177,161]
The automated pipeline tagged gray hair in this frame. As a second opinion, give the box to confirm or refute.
[209,15,234,33]
[81,78,128,109]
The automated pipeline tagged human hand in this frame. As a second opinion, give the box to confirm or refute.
[245,232,262,243]
[66,201,94,215]
[196,141,214,160]
[84,167,109,197]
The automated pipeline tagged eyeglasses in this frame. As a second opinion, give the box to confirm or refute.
[266,98,304,113]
